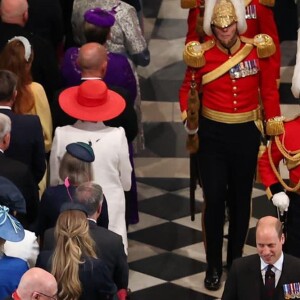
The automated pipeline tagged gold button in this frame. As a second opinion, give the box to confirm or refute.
[233,93,237,97]
[232,79,236,83]
[234,108,237,111]
[233,86,237,91]
[233,101,237,104]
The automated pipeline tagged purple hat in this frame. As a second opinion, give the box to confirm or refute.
[84,7,115,28]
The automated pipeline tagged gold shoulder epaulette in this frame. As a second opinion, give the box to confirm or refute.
[266,116,285,136]
[253,34,276,58]
[259,0,275,7]
[181,0,197,8]
[183,40,215,68]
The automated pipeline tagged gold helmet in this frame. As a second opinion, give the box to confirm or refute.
[203,0,247,36]
[211,0,237,28]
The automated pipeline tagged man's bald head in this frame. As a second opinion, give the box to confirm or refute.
[77,43,108,77]
[17,267,57,300]
[256,216,283,239]
[256,216,284,265]
[0,0,28,26]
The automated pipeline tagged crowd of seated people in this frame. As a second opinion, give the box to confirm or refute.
[0,0,148,298]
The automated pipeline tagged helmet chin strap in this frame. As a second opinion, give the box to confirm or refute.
[211,25,238,54]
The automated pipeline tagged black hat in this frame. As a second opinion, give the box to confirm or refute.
[66,142,95,162]
[0,176,26,214]
[60,202,88,216]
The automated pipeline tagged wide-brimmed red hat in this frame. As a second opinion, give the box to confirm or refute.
[59,80,125,121]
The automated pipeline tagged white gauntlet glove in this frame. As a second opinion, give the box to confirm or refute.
[272,192,290,214]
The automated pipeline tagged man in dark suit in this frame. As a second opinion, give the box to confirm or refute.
[26,0,64,50]
[0,0,61,101]
[0,113,39,229]
[51,42,138,143]
[0,70,46,185]
[43,182,129,298]
[222,216,300,300]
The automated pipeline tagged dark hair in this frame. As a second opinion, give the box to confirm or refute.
[0,69,17,102]
[84,22,110,45]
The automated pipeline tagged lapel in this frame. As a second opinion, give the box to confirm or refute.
[0,108,13,116]
[245,255,265,299]
[274,256,289,299]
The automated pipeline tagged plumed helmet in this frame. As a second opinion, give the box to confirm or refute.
[203,0,247,36]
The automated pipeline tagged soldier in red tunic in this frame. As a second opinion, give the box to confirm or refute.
[259,29,300,259]
[179,0,281,290]
[181,0,281,84]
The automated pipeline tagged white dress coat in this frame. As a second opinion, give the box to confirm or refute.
[49,121,132,253]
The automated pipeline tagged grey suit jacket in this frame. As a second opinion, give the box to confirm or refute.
[222,254,300,300]
[43,220,129,289]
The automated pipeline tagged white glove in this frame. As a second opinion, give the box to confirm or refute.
[272,192,290,214]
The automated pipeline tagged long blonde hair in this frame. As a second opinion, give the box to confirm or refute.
[51,210,97,300]
[0,39,34,114]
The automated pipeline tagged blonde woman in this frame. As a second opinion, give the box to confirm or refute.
[36,204,117,300]
[37,142,95,240]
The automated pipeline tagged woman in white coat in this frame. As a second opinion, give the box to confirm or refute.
[49,80,131,254]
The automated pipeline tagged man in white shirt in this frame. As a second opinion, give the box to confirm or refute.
[222,216,300,300]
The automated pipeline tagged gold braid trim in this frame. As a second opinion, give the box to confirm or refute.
[259,0,275,7]
[267,137,300,192]
[181,0,197,8]
[202,43,253,85]
[186,71,200,153]
[275,135,300,169]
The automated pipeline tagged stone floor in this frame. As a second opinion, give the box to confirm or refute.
[128,1,299,299]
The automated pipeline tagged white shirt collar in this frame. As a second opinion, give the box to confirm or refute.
[81,77,102,80]
[87,217,97,224]
[0,106,11,110]
[260,252,284,271]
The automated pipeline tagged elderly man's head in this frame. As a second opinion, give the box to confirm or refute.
[0,0,28,26]
[16,268,58,300]
[75,182,103,217]
[0,113,11,151]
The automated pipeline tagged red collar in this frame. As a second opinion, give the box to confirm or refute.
[12,291,21,300]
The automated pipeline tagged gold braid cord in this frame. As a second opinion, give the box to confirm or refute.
[196,0,205,40]
[267,135,300,192]
[181,0,197,9]
[186,71,200,153]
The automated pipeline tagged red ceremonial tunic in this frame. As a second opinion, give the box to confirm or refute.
[184,0,281,80]
[178,38,281,121]
[259,116,300,196]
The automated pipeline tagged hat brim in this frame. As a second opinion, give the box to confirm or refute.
[0,214,25,242]
[59,86,126,122]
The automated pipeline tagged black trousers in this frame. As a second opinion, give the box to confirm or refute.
[285,192,300,258]
[197,117,261,272]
